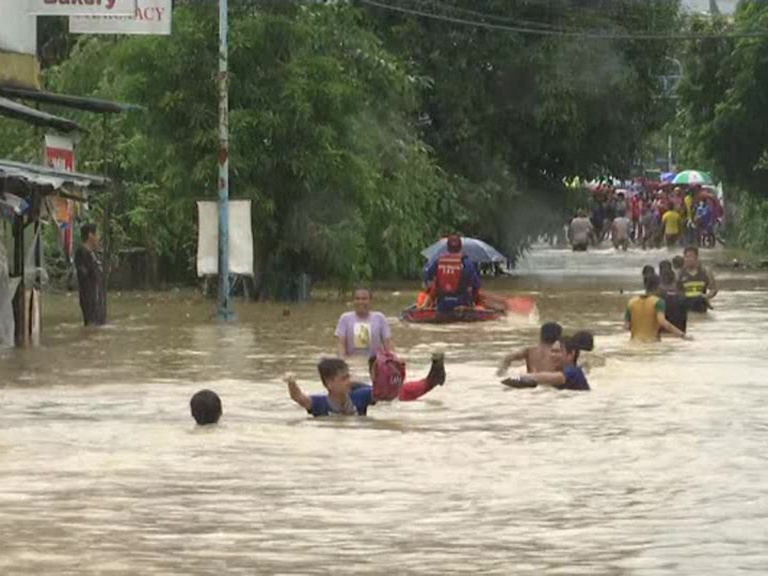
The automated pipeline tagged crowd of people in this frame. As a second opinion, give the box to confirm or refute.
[625,246,717,342]
[187,238,720,425]
[568,183,723,251]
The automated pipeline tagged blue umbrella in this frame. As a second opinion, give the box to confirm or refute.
[661,171,676,183]
[421,237,507,264]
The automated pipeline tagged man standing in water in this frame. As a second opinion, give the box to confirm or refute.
[661,206,683,248]
[658,260,688,333]
[502,336,590,391]
[335,288,392,358]
[497,322,563,376]
[611,210,632,251]
[568,210,594,252]
[625,273,689,342]
[424,235,481,312]
[678,246,718,313]
[74,223,106,326]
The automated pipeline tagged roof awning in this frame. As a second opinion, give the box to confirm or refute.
[0,160,110,199]
[0,96,81,133]
[0,86,141,114]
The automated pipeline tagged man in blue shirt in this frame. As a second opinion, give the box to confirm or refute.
[285,354,446,417]
[502,336,590,391]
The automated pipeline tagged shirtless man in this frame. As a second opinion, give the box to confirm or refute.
[568,210,594,252]
[497,322,562,376]
[502,336,591,391]
[611,211,632,251]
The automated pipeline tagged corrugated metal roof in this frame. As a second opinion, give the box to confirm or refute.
[0,159,109,192]
[0,96,81,132]
[0,86,142,114]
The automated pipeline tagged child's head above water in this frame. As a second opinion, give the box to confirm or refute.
[317,357,352,394]
[571,330,594,353]
[190,389,222,425]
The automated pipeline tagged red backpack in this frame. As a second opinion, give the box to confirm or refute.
[371,351,406,402]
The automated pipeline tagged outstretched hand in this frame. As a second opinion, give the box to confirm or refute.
[283,372,297,385]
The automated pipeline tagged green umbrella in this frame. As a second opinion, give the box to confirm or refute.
[672,170,714,186]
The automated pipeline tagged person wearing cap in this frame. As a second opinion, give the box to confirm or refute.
[424,235,481,313]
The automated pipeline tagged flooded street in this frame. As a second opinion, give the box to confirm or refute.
[1,247,767,575]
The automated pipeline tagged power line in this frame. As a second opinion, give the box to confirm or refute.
[359,0,768,40]
[421,0,572,31]
[424,0,657,30]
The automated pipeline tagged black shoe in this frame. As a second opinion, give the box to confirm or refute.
[427,353,446,387]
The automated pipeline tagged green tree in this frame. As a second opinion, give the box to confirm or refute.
[20,3,460,289]
[362,0,681,254]
[675,1,768,251]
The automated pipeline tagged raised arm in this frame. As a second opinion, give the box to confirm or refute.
[496,348,529,377]
[284,373,312,411]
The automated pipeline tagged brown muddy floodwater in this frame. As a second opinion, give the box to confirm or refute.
[1,246,767,575]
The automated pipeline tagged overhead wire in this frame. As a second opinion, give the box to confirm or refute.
[358,0,768,40]
[420,0,573,31]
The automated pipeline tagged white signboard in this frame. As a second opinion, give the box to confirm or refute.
[1,0,37,54]
[70,0,171,36]
[26,0,136,17]
[197,200,254,277]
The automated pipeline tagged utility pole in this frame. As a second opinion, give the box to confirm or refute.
[217,0,233,320]
[668,134,673,172]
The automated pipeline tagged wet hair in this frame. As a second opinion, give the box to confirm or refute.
[644,273,660,293]
[561,336,583,363]
[672,255,684,270]
[684,246,699,257]
[641,265,655,279]
[660,267,676,287]
[659,260,675,286]
[540,322,563,345]
[561,331,595,364]
[190,389,222,426]
[80,223,97,243]
[318,357,349,387]
[562,337,580,355]
[571,330,594,352]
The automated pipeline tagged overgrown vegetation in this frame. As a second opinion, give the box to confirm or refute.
[674,1,768,252]
[0,1,681,291]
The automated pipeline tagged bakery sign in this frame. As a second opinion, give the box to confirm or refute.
[70,0,171,36]
[26,0,137,17]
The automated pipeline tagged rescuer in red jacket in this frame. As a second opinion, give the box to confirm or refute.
[424,235,481,313]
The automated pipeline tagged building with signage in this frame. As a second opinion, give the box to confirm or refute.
[0,1,142,347]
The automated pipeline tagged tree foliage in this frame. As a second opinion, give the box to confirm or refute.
[362,0,681,255]
[0,1,682,288]
[675,1,768,251]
